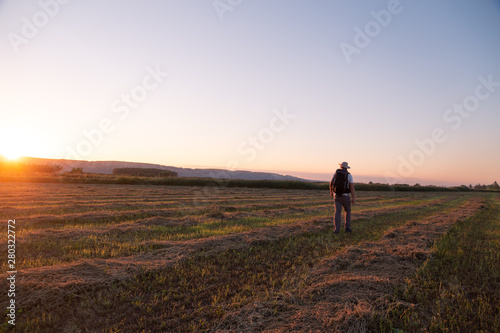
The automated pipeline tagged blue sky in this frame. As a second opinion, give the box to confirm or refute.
[1,0,499,185]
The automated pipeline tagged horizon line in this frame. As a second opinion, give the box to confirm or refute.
[1,155,493,188]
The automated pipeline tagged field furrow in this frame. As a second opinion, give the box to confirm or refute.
[1,182,494,332]
[7,196,452,270]
[212,197,486,332]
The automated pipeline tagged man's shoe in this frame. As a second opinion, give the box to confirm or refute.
[345,228,352,233]
[334,230,340,234]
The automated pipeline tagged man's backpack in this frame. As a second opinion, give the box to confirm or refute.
[330,169,351,196]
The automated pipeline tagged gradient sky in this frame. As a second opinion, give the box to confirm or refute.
[1,0,499,186]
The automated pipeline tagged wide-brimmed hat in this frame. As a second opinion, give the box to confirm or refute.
[339,162,350,169]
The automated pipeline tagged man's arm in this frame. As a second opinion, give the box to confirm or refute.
[329,177,335,197]
[350,183,356,204]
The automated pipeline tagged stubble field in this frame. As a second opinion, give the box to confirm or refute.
[0,182,498,332]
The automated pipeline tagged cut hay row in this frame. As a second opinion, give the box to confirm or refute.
[5,202,434,270]
[17,192,443,231]
[381,193,500,332]
[20,195,448,241]
[212,196,488,332]
[0,183,319,202]
[9,194,478,332]
[0,183,481,332]
[7,194,330,212]
[4,194,464,321]
[0,182,425,218]
[7,196,453,271]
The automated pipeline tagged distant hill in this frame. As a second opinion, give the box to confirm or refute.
[16,157,308,182]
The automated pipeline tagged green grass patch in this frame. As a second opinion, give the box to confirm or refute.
[378,193,500,332]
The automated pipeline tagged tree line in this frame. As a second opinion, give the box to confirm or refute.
[112,168,178,178]
[471,181,499,190]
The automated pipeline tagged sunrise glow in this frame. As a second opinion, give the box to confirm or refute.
[0,126,51,161]
[0,1,499,186]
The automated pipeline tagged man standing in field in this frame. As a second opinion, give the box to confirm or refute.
[329,162,356,233]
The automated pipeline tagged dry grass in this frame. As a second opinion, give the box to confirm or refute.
[0,182,494,332]
[211,197,486,332]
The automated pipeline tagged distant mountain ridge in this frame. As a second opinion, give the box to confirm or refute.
[16,157,308,182]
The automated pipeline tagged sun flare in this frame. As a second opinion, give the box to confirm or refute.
[0,126,51,161]
[2,151,21,161]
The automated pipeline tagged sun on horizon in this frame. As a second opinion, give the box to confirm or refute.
[0,126,52,162]
[1,153,22,161]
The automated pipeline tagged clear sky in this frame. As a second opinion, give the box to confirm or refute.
[1,0,499,186]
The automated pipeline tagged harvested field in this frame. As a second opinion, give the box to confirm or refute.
[0,182,497,332]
